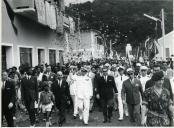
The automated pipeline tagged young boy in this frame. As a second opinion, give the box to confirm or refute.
[39,84,55,127]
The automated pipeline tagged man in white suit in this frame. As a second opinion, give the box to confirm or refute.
[115,66,128,121]
[76,67,93,125]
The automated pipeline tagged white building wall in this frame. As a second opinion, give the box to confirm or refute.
[1,1,64,68]
[156,31,174,59]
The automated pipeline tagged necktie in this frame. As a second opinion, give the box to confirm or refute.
[105,76,107,82]
[58,80,61,87]
[121,76,122,81]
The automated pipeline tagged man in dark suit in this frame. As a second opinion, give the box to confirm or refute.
[145,64,173,101]
[2,71,16,127]
[122,68,143,126]
[51,71,70,126]
[44,65,55,84]
[21,68,38,127]
[96,66,118,123]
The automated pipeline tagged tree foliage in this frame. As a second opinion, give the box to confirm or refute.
[65,0,173,53]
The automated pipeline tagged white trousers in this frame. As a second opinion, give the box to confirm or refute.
[118,93,124,118]
[118,93,129,118]
[77,97,90,124]
[71,95,78,116]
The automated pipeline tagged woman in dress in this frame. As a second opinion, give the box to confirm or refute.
[141,71,174,126]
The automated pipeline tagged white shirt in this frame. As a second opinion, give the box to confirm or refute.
[115,74,128,94]
[104,75,108,82]
[37,72,43,82]
[67,73,78,95]
[58,79,62,87]
[139,75,150,92]
[170,77,174,94]
[2,81,6,89]
[76,75,93,99]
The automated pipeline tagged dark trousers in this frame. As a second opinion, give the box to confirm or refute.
[25,100,36,126]
[56,101,66,124]
[101,98,114,120]
[94,97,102,111]
[2,108,14,127]
[127,103,141,125]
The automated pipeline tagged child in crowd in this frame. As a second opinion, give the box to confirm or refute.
[38,83,55,127]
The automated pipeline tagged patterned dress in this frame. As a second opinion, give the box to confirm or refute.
[142,86,173,126]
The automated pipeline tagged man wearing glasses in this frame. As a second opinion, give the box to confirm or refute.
[121,68,143,126]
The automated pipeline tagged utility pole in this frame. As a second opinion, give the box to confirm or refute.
[143,8,166,60]
[161,8,166,60]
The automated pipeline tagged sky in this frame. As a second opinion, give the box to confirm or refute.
[64,0,94,6]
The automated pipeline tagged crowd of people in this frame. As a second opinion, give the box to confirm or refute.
[1,58,174,127]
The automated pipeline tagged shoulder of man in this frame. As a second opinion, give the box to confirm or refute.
[146,78,152,84]
[134,78,141,82]
[6,78,15,85]
[164,77,170,82]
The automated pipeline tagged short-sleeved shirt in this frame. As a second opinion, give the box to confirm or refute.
[40,91,54,105]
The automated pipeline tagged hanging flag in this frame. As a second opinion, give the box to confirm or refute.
[149,39,159,60]
[69,17,75,35]
[144,36,150,49]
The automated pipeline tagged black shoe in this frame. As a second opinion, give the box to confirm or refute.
[35,119,39,123]
[130,119,135,122]
[108,118,111,123]
[58,123,62,127]
[103,120,107,123]
[83,122,88,126]
[73,115,77,119]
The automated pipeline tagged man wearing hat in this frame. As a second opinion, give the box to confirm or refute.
[86,65,96,113]
[76,67,93,125]
[110,64,119,78]
[96,66,118,123]
[134,63,141,77]
[139,66,150,92]
[115,66,129,121]
[121,68,143,125]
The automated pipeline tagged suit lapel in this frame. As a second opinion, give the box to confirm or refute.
[128,79,133,87]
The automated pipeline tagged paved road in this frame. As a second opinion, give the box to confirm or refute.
[4,108,136,127]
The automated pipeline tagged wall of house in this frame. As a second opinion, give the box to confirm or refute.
[156,31,174,59]
[1,1,64,68]
[80,31,91,50]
